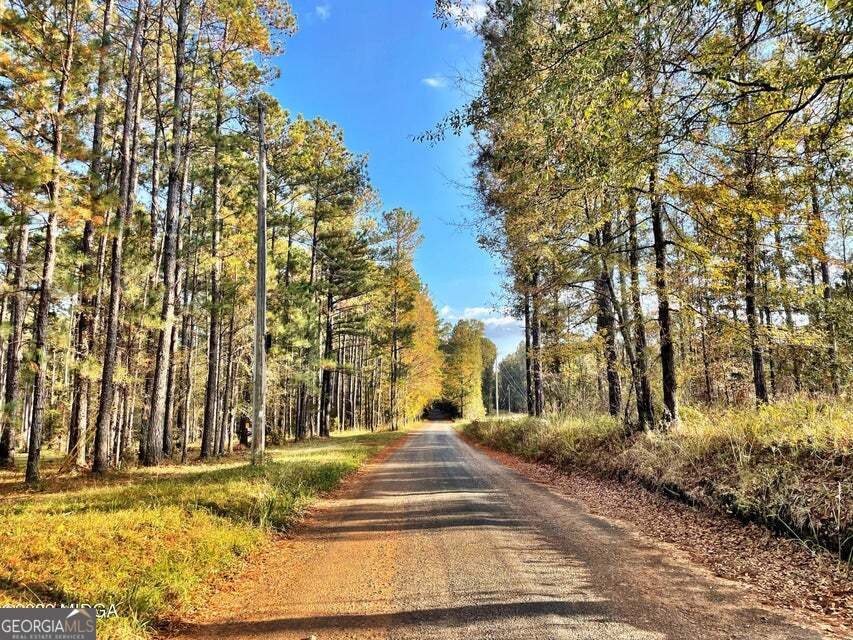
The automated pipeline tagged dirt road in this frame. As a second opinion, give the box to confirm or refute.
[177,423,826,639]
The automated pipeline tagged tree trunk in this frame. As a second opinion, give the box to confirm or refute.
[92,0,146,474]
[807,150,840,395]
[220,306,236,454]
[763,301,776,397]
[26,0,79,483]
[178,251,198,463]
[145,0,190,466]
[163,316,179,456]
[320,291,334,437]
[252,99,268,465]
[0,221,29,467]
[772,218,801,392]
[649,167,679,423]
[148,0,164,254]
[593,244,621,418]
[200,78,224,459]
[531,271,544,417]
[523,289,533,416]
[627,203,654,427]
[744,219,768,403]
[69,0,113,466]
[390,288,398,430]
[743,150,768,404]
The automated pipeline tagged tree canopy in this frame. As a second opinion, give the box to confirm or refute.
[438,0,852,426]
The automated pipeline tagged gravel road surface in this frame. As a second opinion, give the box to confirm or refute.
[177,423,826,639]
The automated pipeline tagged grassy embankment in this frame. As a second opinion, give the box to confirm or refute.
[0,428,409,639]
[464,400,852,561]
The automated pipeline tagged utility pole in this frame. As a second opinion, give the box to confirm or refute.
[252,99,267,465]
[495,361,499,417]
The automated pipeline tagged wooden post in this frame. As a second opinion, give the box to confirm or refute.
[253,100,267,465]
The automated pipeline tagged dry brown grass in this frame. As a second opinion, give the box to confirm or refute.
[465,398,852,563]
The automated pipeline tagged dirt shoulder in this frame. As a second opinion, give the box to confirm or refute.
[460,433,852,639]
[166,428,417,640]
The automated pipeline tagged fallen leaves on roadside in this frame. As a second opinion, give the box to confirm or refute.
[464,436,852,640]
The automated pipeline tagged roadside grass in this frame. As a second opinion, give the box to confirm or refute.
[464,399,852,561]
[0,428,409,639]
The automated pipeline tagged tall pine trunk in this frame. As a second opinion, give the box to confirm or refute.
[649,166,678,423]
[178,247,198,463]
[201,78,224,459]
[146,0,190,466]
[531,271,544,417]
[69,0,113,465]
[92,0,146,473]
[742,150,768,404]
[26,0,79,483]
[163,256,182,457]
[592,233,621,418]
[390,288,398,430]
[0,221,28,467]
[523,289,533,416]
[219,306,236,453]
[320,291,334,437]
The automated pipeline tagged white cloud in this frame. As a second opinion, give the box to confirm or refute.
[439,305,520,327]
[447,0,488,33]
[462,306,492,318]
[422,76,447,89]
[315,3,330,20]
[481,316,521,327]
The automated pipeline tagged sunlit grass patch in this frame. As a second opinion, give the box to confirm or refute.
[0,428,407,639]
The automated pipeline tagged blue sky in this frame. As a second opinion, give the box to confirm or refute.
[269,0,523,357]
